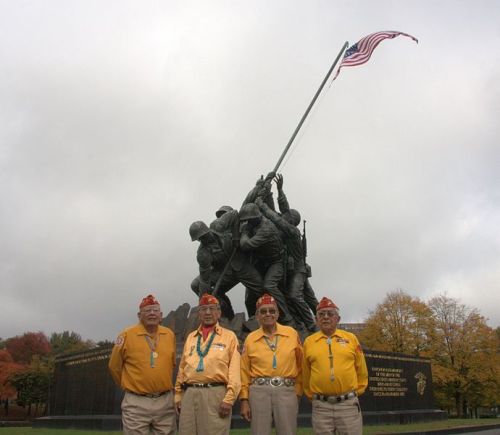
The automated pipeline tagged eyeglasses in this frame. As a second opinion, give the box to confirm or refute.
[141,307,161,314]
[199,306,220,313]
[318,311,338,318]
[259,308,277,315]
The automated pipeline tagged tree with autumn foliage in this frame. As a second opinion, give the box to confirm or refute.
[5,332,51,364]
[8,355,53,416]
[360,290,500,418]
[2,329,98,419]
[0,349,26,415]
[359,289,435,355]
[2,332,52,418]
[428,294,500,417]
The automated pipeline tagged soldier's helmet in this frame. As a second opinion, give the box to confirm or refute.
[239,203,262,221]
[215,205,233,218]
[189,221,210,241]
[283,209,301,226]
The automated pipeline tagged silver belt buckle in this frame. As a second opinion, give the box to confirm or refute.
[270,376,283,387]
[256,378,267,386]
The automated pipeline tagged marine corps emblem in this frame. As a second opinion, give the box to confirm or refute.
[415,372,427,395]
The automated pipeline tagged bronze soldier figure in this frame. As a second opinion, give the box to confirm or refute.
[189,215,263,319]
[252,174,318,331]
[215,205,234,219]
[189,220,235,318]
[210,209,264,316]
[238,203,293,325]
[275,174,319,317]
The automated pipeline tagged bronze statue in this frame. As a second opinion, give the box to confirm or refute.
[188,174,319,331]
[238,203,294,325]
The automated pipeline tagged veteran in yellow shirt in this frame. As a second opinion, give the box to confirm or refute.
[109,294,176,435]
[240,293,303,435]
[303,297,368,435]
[175,293,241,435]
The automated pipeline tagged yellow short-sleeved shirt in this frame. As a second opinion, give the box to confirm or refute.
[303,328,368,399]
[108,323,176,394]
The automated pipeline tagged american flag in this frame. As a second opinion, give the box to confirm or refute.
[332,31,418,81]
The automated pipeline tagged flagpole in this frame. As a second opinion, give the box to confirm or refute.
[272,41,349,173]
[214,42,349,301]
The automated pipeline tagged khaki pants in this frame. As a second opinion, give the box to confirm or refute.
[312,397,362,435]
[178,385,231,435]
[121,391,176,435]
[248,384,298,435]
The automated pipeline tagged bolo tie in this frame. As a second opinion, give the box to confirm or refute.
[327,337,335,381]
[196,330,217,372]
[264,335,279,369]
[145,335,159,368]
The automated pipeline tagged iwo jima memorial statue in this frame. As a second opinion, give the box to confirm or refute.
[37,32,446,430]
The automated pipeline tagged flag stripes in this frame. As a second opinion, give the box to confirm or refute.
[332,31,418,80]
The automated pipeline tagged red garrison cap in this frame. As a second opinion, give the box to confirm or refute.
[256,293,277,309]
[199,293,219,306]
[140,294,160,309]
[317,297,339,311]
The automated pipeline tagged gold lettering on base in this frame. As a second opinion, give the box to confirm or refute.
[370,367,408,397]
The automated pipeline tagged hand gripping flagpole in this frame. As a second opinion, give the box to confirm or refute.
[272,41,349,173]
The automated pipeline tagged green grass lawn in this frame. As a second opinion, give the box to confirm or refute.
[0,419,498,435]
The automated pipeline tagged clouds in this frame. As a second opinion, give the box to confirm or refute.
[1,1,499,341]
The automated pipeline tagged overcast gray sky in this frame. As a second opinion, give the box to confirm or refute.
[1,1,499,342]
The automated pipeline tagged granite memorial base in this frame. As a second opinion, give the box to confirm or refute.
[35,304,446,430]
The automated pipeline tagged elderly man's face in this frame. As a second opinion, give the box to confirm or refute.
[198,304,221,326]
[316,308,340,335]
[256,303,279,329]
[138,304,163,328]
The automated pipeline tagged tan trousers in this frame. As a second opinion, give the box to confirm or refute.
[312,397,362,435]
[178,385,231,435]
[248,384,298,435]
[121,391,176,435]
